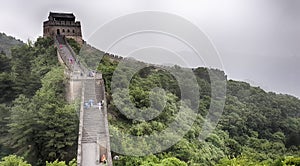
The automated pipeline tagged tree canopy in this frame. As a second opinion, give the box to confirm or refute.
[0,35,299,165]
[0,37,78,166]
[97,54,300,166]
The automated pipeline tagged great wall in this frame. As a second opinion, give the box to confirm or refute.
[45,12,112,166]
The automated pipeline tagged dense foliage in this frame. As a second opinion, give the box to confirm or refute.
[0,33,23,55]
[0,37,78,165]
[0,155,31,166]
[0,155,76,166]
[78,43,105,70]
[1,33,299,165]
[98,55,300,165]
[66,38,80,55]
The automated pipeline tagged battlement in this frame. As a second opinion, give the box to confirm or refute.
[44,20,81,27]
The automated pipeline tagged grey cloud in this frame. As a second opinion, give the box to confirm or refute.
[0,0,299,97]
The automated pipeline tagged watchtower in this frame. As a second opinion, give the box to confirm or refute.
[43,12,83,44]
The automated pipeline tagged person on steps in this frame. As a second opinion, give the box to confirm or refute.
[98,102,102,110]
[101,154,107,164]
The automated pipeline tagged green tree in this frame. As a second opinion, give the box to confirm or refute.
[10,37,57,98]
[7,68,78,164]
[7,95,37,162]
[96,40,300,165]
[160,157,187,166]
[0,155,31,166]
[217,156,262,166]
[0,105,11,158]
[0,53,14,103]
[45,159,76,166]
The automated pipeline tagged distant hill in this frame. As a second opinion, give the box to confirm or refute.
[95,52,300,165]
[0,34,299,165]
[0,32,23,55]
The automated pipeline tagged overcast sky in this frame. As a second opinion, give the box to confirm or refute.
[0,0,299,97]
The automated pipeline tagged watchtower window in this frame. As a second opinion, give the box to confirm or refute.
[67,29,70,33]
[62,29,65,33]
[57,29,60,35]
[72,29,75,33]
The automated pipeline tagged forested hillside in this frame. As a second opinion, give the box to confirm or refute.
[0,33,23,55]
[0,35,299,166]
[0,37,78,166]
[97,55,300,166]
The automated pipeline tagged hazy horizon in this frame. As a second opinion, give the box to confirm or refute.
[1,0,299,98]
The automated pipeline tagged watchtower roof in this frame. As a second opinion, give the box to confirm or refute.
[48,12,76,21]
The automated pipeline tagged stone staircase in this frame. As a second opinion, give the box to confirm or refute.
[82,79,105,144]
[56,35,66,44]
[55,36,112,166]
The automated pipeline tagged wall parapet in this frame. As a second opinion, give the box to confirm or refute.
[77,81,85,166]
[100,79,112,166]
[44,20,81,27]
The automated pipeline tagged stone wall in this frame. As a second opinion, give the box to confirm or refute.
[67,78,83,102]
[44,25,82,44]
[43,16,83,44]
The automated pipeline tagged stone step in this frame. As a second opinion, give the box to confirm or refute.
[57,38,111,165]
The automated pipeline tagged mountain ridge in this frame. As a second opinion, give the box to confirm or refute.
[0,32,24,55]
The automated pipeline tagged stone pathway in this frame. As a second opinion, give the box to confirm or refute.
[56,36,111,166]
